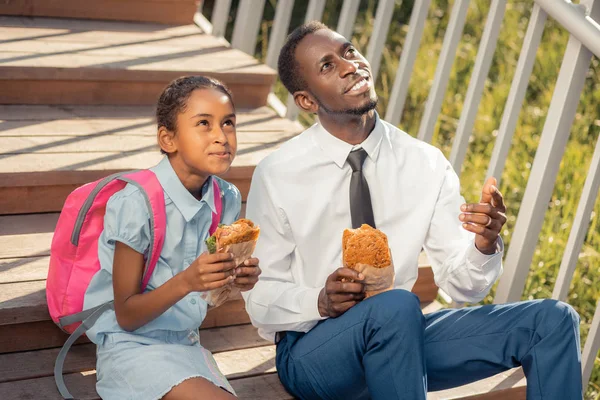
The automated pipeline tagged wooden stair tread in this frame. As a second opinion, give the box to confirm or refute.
[0,17,274,77]
[0,323,270,383]
[0,0,200,26]
[429,368,526,399]
[0,105,301,173]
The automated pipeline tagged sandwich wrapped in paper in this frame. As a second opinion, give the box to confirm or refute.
[202,219,260,307]
[342,224,395,298]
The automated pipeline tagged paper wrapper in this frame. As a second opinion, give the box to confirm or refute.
[343,250,395,298]
[200,240,258,308]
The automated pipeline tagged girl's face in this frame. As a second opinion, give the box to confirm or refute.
[166,88,237,178]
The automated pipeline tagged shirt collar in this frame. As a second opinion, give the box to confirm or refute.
[311,112,384,168]
[151,157,217,222]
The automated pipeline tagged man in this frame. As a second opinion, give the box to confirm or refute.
[242,21,582,400]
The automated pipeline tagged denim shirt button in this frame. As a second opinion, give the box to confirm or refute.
[190,298,197,305]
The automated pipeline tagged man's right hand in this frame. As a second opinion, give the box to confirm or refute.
[318,267,366,318]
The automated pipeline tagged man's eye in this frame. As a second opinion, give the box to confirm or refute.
[321,62,332,72]
[346,48,357,57]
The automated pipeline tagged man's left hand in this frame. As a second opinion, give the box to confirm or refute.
[460,177,507,255]
[234,257,262,291]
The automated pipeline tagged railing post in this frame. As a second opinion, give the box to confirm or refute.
[449,0,507,174]
[417,0,470,143]
[552,134,600,301]
[285,0,326,120]
[365,0,396,82]
[266,0,295,70]
[337,0,361,39]
[487,4,547,184]
[583,299,600,388]
[385,0,432,126]
[494,0,600,304]
[231,0,266,55]
[211,0,233,38]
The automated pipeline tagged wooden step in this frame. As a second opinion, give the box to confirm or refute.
[0,17,275,107]
[0,0,198,25]
[0,317,525,400]
[0,105,304,214]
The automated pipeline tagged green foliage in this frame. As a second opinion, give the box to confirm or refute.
[202,0,600,397]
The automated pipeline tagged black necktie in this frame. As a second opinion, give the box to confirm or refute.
[347,148,376,228]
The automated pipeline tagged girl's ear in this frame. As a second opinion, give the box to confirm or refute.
[157,126,177,154]
[294,91,318,114]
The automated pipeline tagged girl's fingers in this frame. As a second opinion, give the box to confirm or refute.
[204,276,235,290]
[201,260,237,273]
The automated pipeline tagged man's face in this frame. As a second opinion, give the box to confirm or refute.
[294,29,377,115]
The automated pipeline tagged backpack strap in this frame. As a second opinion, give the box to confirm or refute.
[54,301,114,400]
[209,177,223,235]
[118,170,166,291]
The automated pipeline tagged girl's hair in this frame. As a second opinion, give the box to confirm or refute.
[156,75,234,154]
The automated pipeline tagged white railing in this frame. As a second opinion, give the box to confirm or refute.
[199,0,600,389]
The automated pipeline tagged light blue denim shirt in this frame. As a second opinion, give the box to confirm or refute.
[83,156,241,345]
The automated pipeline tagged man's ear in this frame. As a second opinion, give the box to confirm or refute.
[157,126,177,154]
[294,91,318,114]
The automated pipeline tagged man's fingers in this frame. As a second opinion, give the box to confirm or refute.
[327,280,365,294]
[234,276,259,285]
[491,186,506,212]
[331,267,364,282]
[329,293,365,303]
[479,177,497,204]
[235,266,261,277]
[461,204,506,220]
[242,257,259,266]
[461,222,499,240]
[331,301,359,316]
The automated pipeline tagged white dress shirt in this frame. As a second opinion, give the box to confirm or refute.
[243,116,503,341]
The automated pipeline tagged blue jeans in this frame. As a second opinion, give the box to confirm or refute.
[276,289,582,400]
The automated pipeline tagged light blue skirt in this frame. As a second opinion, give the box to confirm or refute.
[95,329,235,400]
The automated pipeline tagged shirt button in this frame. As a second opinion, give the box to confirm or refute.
[190,298,197,305]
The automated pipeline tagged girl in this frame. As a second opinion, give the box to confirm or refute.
[83,76,261,400]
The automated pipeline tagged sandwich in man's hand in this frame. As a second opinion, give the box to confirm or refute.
[203,219,260,307]
[342,224,395,298]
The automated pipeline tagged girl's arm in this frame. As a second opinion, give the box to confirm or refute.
[113,241,237,332]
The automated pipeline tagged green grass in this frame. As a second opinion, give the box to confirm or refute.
[202,0,599,397]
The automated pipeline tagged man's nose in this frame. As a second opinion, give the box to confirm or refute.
[340,58,359,77]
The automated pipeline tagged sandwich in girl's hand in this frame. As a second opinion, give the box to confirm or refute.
[342,224,395,298]
[203,219,260,307]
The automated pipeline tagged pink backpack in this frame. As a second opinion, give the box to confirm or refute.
[46,170,222,399]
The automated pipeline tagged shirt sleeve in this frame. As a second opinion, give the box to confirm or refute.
[423,152,503,303]
[242,165,325,334]
[103,186,152,257]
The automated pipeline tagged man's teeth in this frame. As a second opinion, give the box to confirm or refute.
[350,79,367,91]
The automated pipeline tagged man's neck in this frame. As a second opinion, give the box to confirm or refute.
[318,110,377,145]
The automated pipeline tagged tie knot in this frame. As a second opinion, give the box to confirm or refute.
[347,148,368,172]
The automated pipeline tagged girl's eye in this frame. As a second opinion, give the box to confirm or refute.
[223,119,235,128]
[196,119,209,127]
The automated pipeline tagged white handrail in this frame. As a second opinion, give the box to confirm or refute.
[534,0,600,59]
[231,0,266,55]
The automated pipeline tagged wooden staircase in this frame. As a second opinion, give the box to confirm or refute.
[0,3,525,399]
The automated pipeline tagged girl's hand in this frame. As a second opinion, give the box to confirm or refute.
[233,258,261,291]
[180,252,237,293]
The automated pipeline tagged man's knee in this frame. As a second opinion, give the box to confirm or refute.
[536,299,580,333]
[361,289,424,327]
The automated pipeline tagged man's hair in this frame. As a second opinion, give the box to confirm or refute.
[278,21,328,95]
